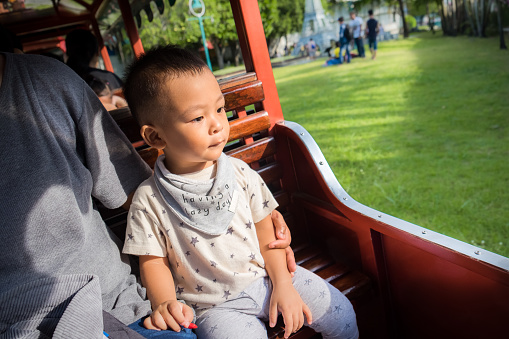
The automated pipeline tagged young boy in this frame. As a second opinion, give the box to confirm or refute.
[122,45,359,339]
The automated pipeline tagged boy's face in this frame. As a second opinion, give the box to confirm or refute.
[153,69,229,174]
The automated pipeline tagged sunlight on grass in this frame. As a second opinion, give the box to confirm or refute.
[273,32,509,257]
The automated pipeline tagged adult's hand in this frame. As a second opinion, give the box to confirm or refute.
[268,210,297,275]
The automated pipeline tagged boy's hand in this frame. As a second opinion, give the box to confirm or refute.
[269,283,312,339]
[143,300,194,332]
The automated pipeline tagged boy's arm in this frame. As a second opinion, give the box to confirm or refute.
[139,255,194,331]
[256,215,312,339]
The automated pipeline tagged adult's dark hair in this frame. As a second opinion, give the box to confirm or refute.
[368,9,374,16]
[124,44,208,126]
[0,24,23,53]
[65,29,98,77]
[84,75,110,97]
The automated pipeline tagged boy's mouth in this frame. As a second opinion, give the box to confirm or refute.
[209,139,225,148]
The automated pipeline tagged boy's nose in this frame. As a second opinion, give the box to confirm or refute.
[210,116,223,134]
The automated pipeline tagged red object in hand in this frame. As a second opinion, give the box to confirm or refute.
[188,323,198,329]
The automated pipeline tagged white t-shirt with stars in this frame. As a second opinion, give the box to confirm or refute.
[122,156,278,316]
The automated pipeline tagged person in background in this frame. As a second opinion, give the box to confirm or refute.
[348,11,365,58]
[306,38,317,59]
[86,75,128,111]
[365,10,379,60]
[65,28,123,92]
[338,17,351,64]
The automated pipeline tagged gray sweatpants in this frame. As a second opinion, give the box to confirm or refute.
[194,266,359,339]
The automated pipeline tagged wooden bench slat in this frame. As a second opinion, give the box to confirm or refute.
[223,80,264,112]
[294,245,322,265]
[315,262,352,283]
[257,163,283,186]
[218,72,257,90]
[331,270,372,300]
[225,137,276,164]
[299,253,335,273]
[137,147,162,169]
[228,110,270,142]
[274,191,290,210]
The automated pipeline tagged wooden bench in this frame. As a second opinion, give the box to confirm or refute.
[102,73,373,338]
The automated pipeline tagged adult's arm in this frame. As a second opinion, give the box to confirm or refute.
[269,210,297,275]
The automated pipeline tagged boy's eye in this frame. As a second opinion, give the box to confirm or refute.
[217,107,225,114]
[192,116,204,122]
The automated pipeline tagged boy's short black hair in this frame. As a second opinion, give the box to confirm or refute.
[338,17,344,22]
[124,45,208,126]
[368,9,374,16]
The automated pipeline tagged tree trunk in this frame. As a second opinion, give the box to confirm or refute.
[464,0,477,36]
[212,40,225,69]
[398,0,409,38]
[496,0,508,49]
[451,0,458,35]
[233,40,242,66]
[474,0,482,37]
[441,2,450,35]
[480,0,486,37]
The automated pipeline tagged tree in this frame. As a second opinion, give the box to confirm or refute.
[264,0,305,55]
[495,0,508,49]
[398,0,410,37]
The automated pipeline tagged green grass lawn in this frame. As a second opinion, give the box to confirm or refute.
[273,32,509,257]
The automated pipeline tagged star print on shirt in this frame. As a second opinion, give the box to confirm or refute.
[191,303,199,310]
[162,209,166,214]
[127,234,134,241]
[319,291,326,298]
[245,221,252,229]
[250,193,255,200]
[190,237,199,247]
[179,222,185,227]
[185,251,191,256]
[334,305,343,313]
[195,284,203,292]
[249,253,256,260]
[262,200,269,208]
[230,254,235,259]
[195,268,200,273]
[210,325,218,333]
[210,260,218,268]
[243,237,248,241]
[176,287,184,295]
[226,226,234,235]
[223,290,231,300]
[305,279,312,285]
[147,234,153,238]
[151,193,156,198]
[210,242,215,247]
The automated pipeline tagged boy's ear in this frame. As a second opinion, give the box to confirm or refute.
[140,125,166,149]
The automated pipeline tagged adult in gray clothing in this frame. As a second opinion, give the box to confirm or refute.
[0,47,295,338]
[0,49,155,337]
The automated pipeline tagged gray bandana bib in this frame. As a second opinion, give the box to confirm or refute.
[154,153,238,235]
